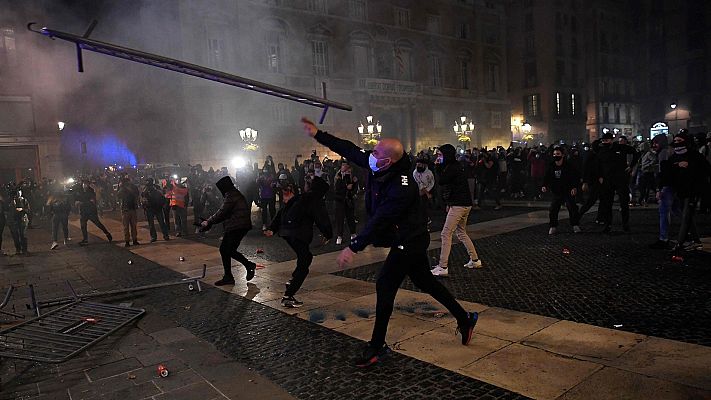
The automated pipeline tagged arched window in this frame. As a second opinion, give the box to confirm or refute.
[393,39,413,80]
[262,19,287,73]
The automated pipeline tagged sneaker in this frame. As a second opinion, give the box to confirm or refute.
[493,205,502,210]
[50,242,59,250]
[79,240,89,246]
[683,241,703,251]
[150,238,157,243]
[355,343,390,368]
[246,263,256,281]
[350,234,357,240]
[648,239,669,250]
[124,242,131,247]
[573,225,582,233]
[463,259,483,269]
[548,227,557,235]
[133,240,140,246]
[106,233,113,243]
[214,277,236,286]
[336,236,343,245]
[175,232,182,237]
[431,266,449,276]
[281,296,304,308]
[65,237,72,242]
[456,312,479,345]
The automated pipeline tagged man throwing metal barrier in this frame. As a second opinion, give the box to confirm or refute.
[263,179,333,308]
[301,117,478,368]
[200,176,257,286]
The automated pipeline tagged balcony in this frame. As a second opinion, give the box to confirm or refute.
[356,78,422,97]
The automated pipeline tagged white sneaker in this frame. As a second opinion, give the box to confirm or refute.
[50,242,59,250]
[549,227,557,235]
[463,259,483,269]
[573,225,582,233]
[350,234,357,240]
[65,237,72,242]
[336,236,343,245]
[431,266,449,276]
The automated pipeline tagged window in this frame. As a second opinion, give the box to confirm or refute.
[349,0,366,20]
[525,35,535,53]
[490,111,502,128]
[524,13,533,31]
[311,40,329,76]
[265,30,283,73]
[459,23,470,39]
[208,38,225,69]
[0,27,16,66]
[555,92,561,116]
[570,93,577,116]
[352,45,369,76]
[308,0,327,13]
[460,59,470,89]
[272,103,289,123]
[393,45,412,80]
[430,56,442,87]
[615,106,620,124]
[432,110,445,128]
[395,7,410,28]
[524,61,537,87]
[486,63,500,92]
[525,94,540,117]
[602,105,609,123]
[626,105,632,124]
[426,15,441,33]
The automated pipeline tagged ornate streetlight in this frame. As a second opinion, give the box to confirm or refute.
[453,115,475,148]
[239,127,259,151]
[358,115,382,147]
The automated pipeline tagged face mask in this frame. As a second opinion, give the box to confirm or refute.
[674,146,687,155]
[416,166,425,173]
[553,156,563,161]
[369,153,389,172]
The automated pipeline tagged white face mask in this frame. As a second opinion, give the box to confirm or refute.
[368,153,390,172]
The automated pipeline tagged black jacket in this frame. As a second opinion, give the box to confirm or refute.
[596,142,639,181]
[435,144,472,207]
[269,177,332,243]
[543,160,580,196]
[75,187,99,216]
[314,130,428,252]
[660,149,711,198]
[206,177,252,232]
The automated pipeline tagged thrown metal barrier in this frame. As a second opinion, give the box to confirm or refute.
[0,287,24,319]
[27,21,351,123]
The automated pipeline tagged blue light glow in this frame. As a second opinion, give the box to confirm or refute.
[61,128,137,168]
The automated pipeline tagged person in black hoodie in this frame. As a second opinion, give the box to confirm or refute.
[596,132,639,232]
[200,176,257,285]
[264,178,333,308]
[662,132,711,254]
[48,190,72,250]
[542,147,581,234]
[431,144,483,276]
[301,117,478,368]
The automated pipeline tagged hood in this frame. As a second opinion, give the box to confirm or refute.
[309,176,330,196]
[439,144,457,164]
[215,176,236,197]
[652,134,668,149]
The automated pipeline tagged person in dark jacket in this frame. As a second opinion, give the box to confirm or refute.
[48,191,72,250]
[201,176,256,286]
[76,180,112,245]
[662,132,711,254]
[117,177,140,247]
[142,178,170,242]
[264,178,333,308]
[431,144,482,276]
[7,188,29,255]
[332,162,358,244]
[301,117,478,368]
[542,147,581,234]
[596,132,639,232]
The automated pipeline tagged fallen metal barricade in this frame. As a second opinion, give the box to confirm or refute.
[0,287,24,319]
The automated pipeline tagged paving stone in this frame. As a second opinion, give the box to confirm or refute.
[149,327,195,345]
[100,381,161,400]
[152,369,204,392]
[85,358,142,381]
[153,381,220,400]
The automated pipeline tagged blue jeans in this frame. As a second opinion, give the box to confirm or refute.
[658,187,680,241]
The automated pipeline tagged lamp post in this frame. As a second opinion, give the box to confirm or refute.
[239,127,259,151]
[358,115,382,148]
[453,115,475,149]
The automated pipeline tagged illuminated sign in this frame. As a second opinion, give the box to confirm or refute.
[650,122,668,139]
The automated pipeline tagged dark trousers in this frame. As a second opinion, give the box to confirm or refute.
[371,235,468,348]
[0,217,5,251]
[334,201,356,237]
[219,229,253,279]
[146,208,169,240]
[51,213,69,242]
[9,220,27,252]
[163,205,171,231]
[638,172,657,204]
[676,197,699,244]
[80,213,110,241]
[550,193,580,227]
[260,198,276,226]
[284,236,313,296]
[191,190,203,221]
[599,179,630,226]
[579,183,602,220]
[476,181,501,206]
[172,207,188,235]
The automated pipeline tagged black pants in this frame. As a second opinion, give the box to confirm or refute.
[260,198,276,226]
[334,201,356,237]
[371,235,468,348]
[0,216,5,252]
[51,213,69,242]
[80,213,110,241]
[219,229,253,279]
[677,197,699,244]
[550,193,580,227]
[284,236,313,296]
[599,179,630,226]
[9,219,27,252]
[146,208,169,240]
[638,172,657,204]
[579,183,602,220]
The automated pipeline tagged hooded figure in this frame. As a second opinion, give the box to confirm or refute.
[435,144,472,207]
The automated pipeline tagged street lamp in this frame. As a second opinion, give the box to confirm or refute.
[358,115,382,147]
[453,115,475,148]
[239,127,259,151]
[57,121,65,131]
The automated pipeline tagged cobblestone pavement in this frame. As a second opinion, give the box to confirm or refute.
[1,220,528,399]
[336,208,711,346]
[185,204,538,263]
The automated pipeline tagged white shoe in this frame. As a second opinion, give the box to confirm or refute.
[51,242,59,250]
[431,266,449,276]
[573,225,582,233]
[463,259,483,269]
[350,234,357,240]
[336,236,343,245]
[549,227,557,235]
[65,237,72,242]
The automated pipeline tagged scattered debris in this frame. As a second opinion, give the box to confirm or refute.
[157,364,169,378]
[128,374,136,380]
[562,246,571,255]
[671,255,684,263]
[127,260,133,265]
[179,256,185,262]
[184,305,191,310]
[613,324,623,328]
